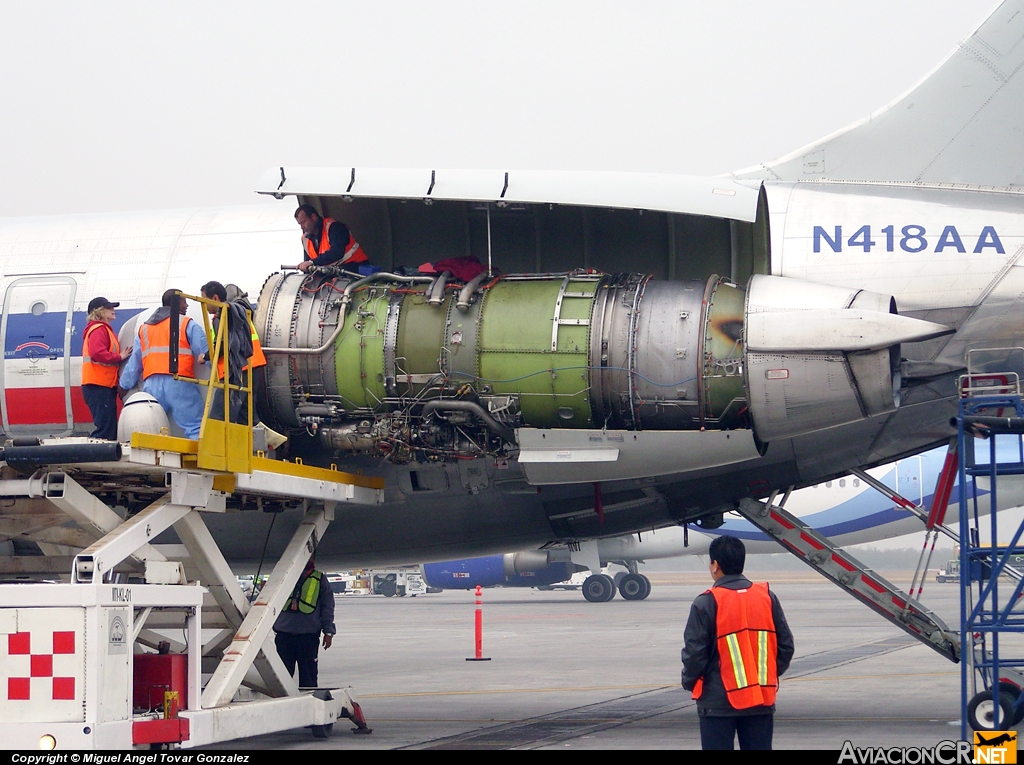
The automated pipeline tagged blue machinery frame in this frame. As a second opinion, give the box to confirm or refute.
[958,393,1024,739]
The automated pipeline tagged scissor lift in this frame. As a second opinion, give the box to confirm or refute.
[0,292,383,749]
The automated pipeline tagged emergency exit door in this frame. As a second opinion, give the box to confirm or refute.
[0,276,77,436]
[895,455,924,507]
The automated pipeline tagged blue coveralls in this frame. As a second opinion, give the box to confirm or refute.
[120,314,210,439]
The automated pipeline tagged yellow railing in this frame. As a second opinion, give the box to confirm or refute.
[170,291,253,474]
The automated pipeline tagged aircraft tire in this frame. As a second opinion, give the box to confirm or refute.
[599,574,616,601]
[619,573,647,600]
[582,574,615,603]
[967,690,1016,731]
[997,682,1024,724]
[638,574,652,600]
[311,724,333,739]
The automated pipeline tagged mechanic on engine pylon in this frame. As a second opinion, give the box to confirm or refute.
[680,534,795,750]
[292,204,368,272]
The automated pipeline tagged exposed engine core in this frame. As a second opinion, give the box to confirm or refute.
[255,268,948,462]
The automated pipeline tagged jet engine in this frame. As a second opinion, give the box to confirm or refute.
[254,268,948,462]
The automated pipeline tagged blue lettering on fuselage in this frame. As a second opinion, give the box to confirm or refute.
[812,225,1004,254]
[3,310,141,360]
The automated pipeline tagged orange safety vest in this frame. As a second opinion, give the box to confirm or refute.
[81,322,120,388]
[248,316,266,369]
[303,217,368,266]
[208,314,265,380]
[691,583,779,709]
[139,316,195,379]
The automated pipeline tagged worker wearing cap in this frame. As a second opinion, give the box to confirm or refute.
[81,297,132,440]
[119,289,209,439]
[274,555,335,688]
[681,535,795,750]
[291,204,368,273]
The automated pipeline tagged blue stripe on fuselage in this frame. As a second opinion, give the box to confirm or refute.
[712,454,985,543]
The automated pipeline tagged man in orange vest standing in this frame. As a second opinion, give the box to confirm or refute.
[81,296,132,440]
[119,289,210,439]
[290,204,368,273]
[681,535,795,750]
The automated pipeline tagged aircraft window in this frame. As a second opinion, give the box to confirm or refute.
[30,301,46,316]
[826,481,832,488]
[839,479,846,488]
[853,479,860,487]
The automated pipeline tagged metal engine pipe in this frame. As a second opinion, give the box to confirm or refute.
[421,400,517,445]
[263,272,433,355]
[427,271,451,306]
[456,271,490,312]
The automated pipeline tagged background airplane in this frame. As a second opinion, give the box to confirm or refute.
[422,444,1024,600]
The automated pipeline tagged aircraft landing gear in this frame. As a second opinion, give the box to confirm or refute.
[582,574,616,602]
[619,573,651,600]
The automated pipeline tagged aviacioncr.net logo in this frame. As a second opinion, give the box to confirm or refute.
[838,740,973,764]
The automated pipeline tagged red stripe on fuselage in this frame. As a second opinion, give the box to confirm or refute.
[5,387,93,425]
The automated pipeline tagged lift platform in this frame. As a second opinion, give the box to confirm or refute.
[0,293,384,749]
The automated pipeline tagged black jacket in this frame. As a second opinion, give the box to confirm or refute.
[680,574,795,717]
[211,300,253,386]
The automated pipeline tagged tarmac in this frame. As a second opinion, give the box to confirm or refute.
[206,570,1015,750]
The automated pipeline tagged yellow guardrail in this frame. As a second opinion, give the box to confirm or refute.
[170,290,253,474]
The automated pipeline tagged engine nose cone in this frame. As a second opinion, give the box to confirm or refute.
[117,391,171,442]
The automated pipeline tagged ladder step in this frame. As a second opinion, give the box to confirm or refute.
[736,497,960,663]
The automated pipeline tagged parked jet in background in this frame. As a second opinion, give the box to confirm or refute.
[423,444,1024,601]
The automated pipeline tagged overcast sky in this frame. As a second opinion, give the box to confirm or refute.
[0,1,997,217]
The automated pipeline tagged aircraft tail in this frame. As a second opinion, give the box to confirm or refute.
[734,0,1024,188]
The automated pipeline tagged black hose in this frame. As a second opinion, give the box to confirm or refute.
[1,441,122,468]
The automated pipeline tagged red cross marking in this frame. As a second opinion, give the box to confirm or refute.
[5,630,77,701]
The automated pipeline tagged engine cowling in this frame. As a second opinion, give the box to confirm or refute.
[421,555,575,589]
[254,269,949,460]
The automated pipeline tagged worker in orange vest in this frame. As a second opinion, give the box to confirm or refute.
[200,280,253,424]
[291,204,368,273]
[681,535,795,750]
[119,289,209,439]
[81,296,133,440]
[224,284,268,423]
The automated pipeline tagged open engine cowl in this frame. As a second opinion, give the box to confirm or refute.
[254,269,950,461]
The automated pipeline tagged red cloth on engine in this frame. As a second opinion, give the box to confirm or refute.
[433,257,486,282]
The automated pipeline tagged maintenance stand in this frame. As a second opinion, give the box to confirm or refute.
[0,295,382,749]
[956,359,1024,737]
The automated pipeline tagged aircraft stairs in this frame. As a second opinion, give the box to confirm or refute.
[735,488,961,663]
